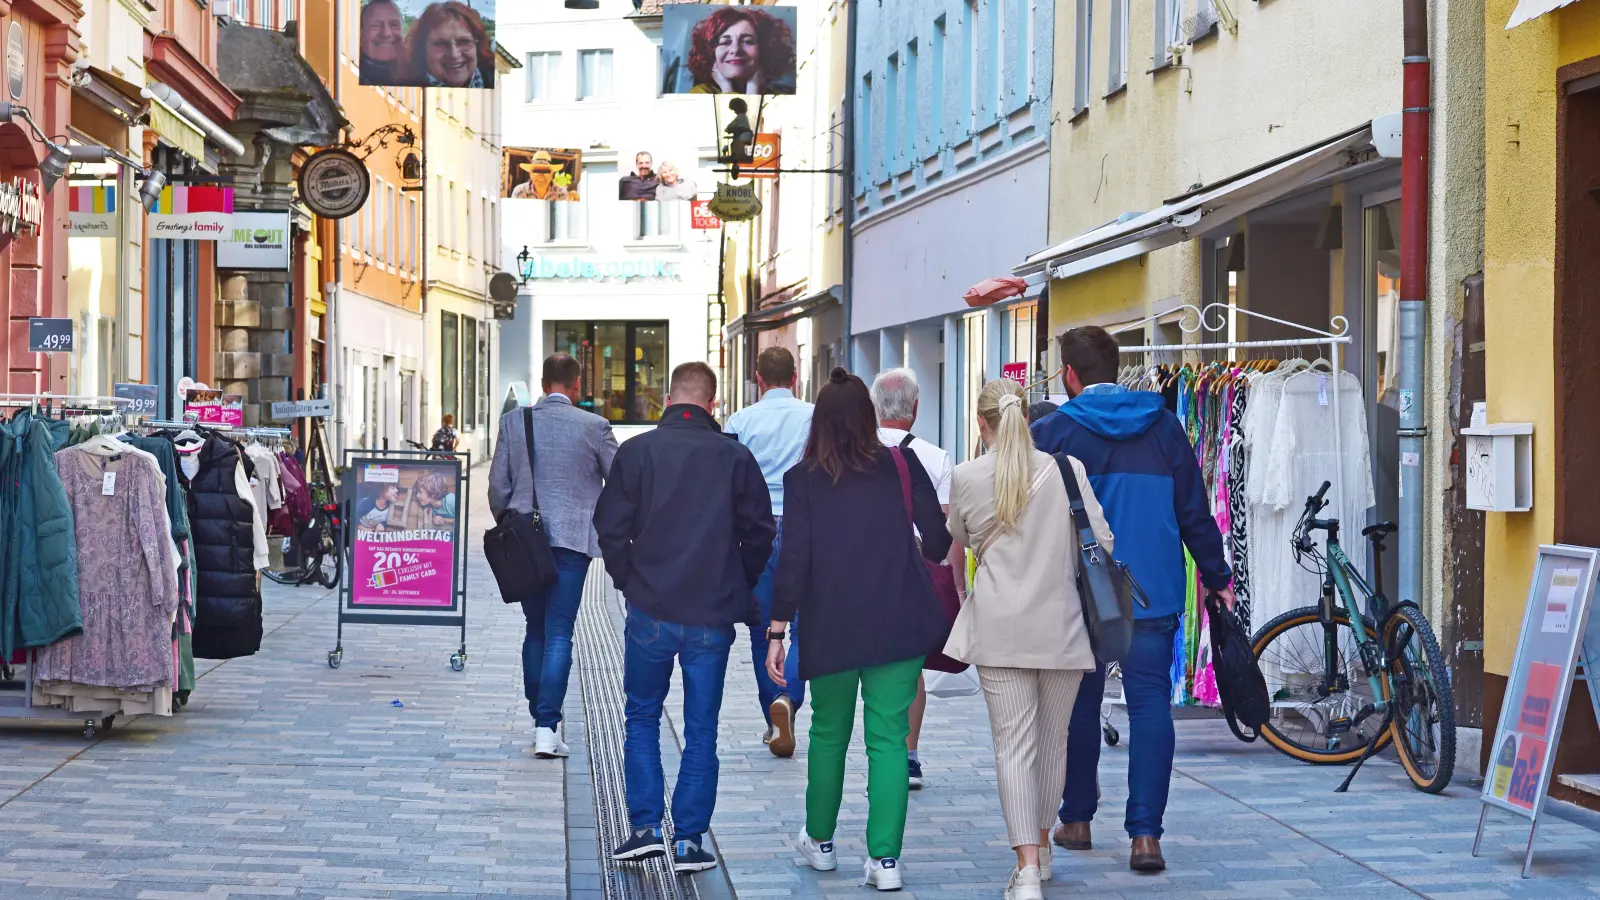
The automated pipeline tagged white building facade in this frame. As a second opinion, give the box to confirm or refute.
[497,0,720,438]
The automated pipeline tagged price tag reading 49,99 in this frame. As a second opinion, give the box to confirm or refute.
[27,317,72,353]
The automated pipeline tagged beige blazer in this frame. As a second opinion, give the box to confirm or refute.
[944,449,1114,670]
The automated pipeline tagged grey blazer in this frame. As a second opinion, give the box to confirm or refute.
[488,393,620,557]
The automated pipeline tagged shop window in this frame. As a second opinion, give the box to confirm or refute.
[960,312,987,461]
[441,312,460,422]
[478,321,491,431]
[462,315,479,430]
[1003,302,1038,385]
[551,320,670,425]
[634,201,678,241]
[1366,200,1402,409]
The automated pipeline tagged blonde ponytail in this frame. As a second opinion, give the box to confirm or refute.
[977,378,1035,529]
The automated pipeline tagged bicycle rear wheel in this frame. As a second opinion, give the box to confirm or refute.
[1251,606,1393,764]
[316,522,343,588]
[1384,605,1455,793]
[263,534,312,586]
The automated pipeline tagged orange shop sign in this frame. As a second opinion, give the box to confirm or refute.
[747,133,780,179]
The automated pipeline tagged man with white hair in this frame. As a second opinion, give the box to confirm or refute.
[870,368,964,790]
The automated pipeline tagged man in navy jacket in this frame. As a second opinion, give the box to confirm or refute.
[1032,325,1234,874]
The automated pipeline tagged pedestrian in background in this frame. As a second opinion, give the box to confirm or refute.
[768,367,952,892]
[946,378,1111,900]
[870,368,962,790]
[430,414,459,452]
[1027,400,1059,423]
[1032,326,1234,873]
[724,345,813,758]
[488,353,619,759]
[594,362,776,874]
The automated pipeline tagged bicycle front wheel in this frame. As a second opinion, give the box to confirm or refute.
[1385,605,1456,793]
[316,526,343,589]
[1252,606,1393,764]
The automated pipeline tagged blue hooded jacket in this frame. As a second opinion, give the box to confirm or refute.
[1031,385,1231,620]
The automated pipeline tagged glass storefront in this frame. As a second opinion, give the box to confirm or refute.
[959,311,987,461]
[551,320,669,424]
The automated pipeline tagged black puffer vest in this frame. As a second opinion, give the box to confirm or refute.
[189,434,263,659]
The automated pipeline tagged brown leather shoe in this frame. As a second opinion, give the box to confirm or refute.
[1129,836,1165,872]
[1051,821,1091,851]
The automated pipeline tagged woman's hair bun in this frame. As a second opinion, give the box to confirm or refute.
[829,367,851,384]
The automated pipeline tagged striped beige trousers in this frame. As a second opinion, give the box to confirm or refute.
[977,666,1086,847]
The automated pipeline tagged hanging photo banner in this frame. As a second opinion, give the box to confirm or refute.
[503,147,581,200]
[149,185,234,239]
[219,210,292,270]
[661,4,798,95]
[358,0,497,89]
[68,184,118,237]
[618,149,698,201]
[690,198,722,230]
[299,148,371,220]
[349,458,462,609]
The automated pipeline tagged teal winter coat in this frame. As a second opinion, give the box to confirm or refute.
[0,412,82,656]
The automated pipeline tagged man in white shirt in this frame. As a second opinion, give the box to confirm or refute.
[725,346,814,757]
[871,367,963,790]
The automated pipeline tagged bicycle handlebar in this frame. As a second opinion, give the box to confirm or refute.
[1306,480,1331,515]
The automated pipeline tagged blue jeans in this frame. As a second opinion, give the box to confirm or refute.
[749,521,805,723]
[1060,614,1180,839]
[520,547,592,729]
[623,606,736,844]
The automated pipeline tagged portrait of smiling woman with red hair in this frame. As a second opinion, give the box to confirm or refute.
[663,5,798,95]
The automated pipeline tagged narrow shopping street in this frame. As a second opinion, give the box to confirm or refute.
[0,476,1597,899]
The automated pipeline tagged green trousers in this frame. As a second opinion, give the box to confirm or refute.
[805,655,923,859]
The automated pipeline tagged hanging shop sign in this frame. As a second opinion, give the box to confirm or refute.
[113,382,158,416]
[708,181,761,222]
[690,199,722,230]
[519,254,678,281]
[299,148,371,220]
[184,388,243,427]
[69,184,118,237]
[27,317,72,353]
[1002,362,1029,388]
[350,458,462,609]
[270,398,333,420]
[218,209,292,270]
[7,22,22,101]
[488,271,518,320]
[747,133,780,179]
[149,185,234,239]
[1473,544,1600,875]
[0,176,42,236]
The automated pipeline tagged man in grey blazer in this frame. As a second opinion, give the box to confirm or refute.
[490,353,620,758]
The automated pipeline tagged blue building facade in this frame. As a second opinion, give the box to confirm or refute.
[849,0,1054,461]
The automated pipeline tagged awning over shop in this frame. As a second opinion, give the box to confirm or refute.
[74,66,148,121]
[1014,122,1376,282]
[1507,0,1585,28]
[144,81,247,158]
[727,285,842,336]
[145,94,207,160]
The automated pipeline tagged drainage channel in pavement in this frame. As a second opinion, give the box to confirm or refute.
[572,563,736,900]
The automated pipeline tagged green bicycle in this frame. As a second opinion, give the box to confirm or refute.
[1250,480,1455,793]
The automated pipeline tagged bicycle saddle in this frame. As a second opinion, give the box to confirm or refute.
[1361,521,1397,538]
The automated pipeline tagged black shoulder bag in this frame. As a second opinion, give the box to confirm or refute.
[1052,453,1148,664]
[484,407,559,602]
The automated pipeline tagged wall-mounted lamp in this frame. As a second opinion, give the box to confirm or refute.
[0,102,164,208]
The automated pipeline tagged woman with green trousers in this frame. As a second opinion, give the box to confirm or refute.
[765,368,953,891]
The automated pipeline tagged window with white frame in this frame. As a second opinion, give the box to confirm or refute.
[544,199,585,243]
[1108,0,1129,93]
[525,51,560,102]
[1073,0,1092,115]
[578,50,613,100]
[1154,0,1183,68]
[634,201,678,241]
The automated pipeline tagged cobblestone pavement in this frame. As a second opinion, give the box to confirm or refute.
[9,471,1600,899]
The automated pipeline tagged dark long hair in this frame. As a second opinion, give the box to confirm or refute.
[802,368,881,483]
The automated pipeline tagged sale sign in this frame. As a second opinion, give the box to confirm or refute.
[1002,362,1030,387]
[350,459,460,608]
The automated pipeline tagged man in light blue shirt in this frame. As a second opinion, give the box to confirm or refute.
[725,345,812,758]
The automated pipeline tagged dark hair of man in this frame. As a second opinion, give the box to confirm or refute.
[669,361,718,404]
[1057,326,1121,387]
[543,352,582,387]
[756,346,796,388]
[1027,400,1059,423]
[802,368,881,483]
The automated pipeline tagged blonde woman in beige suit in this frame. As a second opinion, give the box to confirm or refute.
[945,377,1114,900]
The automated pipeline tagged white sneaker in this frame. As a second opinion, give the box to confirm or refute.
[796,832,836,871]
[1039,843,1052,882]
[862,857,903,891]
[1004,865,1043,900]
[534,726,569,758]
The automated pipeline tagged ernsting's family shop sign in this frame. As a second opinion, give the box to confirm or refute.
[148,185,235,239]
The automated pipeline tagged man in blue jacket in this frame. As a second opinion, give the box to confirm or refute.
[1032,325,1234,874]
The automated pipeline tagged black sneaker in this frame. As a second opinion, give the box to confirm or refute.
[908,758,923,790]
[673,838,718,872]
[612,827,667,861]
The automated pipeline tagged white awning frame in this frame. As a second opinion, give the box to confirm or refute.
[1015,123,1376,281]
[1507,0,1585,29]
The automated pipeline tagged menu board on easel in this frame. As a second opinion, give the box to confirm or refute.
[1473,544,1600,876]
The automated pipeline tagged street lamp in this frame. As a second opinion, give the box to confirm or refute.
[516,245,533,282]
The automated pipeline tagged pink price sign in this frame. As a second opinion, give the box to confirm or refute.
[1002,362,1029,387]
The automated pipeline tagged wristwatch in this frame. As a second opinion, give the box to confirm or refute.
[767,629,787,642]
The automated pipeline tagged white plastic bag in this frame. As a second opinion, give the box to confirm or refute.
[925,667,981,699]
